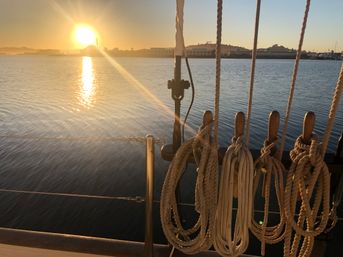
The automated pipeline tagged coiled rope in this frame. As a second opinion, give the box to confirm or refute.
[244,1,288,254]
[283,63,343,257]
[213,0,260,255]
[250,111,286,256]
[214,113,254,257]
[160,117,217,254]
[160,0,223,253]
[283,133,330,257]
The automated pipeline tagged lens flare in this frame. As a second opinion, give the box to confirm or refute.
[75,24,97,47]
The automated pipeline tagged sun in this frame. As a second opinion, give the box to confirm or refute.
[74,24,97,48]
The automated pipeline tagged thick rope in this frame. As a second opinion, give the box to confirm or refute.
[318,63,343,235]
[214,136,254,257]
[321,63,343,155]
[251,140,286,256]
[283,63,342,257]
[160,125,217,254]
[283,135,330,257]
[214,0,223,147]
[279,0,311,159]
[245,0,262,146]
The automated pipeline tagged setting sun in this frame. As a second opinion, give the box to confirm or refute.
[74,24,97,48]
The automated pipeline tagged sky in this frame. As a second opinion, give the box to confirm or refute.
[0,0,342,52]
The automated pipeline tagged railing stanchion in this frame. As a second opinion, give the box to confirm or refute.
[145,135,154,257]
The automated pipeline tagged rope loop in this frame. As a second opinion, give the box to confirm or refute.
[324,206,338,233]
[251,137,286,256]
[214,135,254,257]
[160,122,217,254]
[231,136,244,155]
[193,123,213,166]
[290,134,319,166]
[283,134,330,257]
[260,139,277,159]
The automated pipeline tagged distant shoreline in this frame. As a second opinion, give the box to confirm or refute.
[1,43,342,60]
[0,54,341,61]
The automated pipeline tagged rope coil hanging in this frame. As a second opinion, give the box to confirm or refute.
[214,112,254,257]
[250,111,287,256]
[281,62,343,257]
[283,116,331,257]
[282,62,343,257]
[245,1,288,254]
[160,111,218,254]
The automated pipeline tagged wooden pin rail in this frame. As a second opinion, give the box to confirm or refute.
[161,111,343,174]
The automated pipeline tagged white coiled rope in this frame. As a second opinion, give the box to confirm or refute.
[214,135,254,257]
[160,122,218,254]
[251,139,286,256]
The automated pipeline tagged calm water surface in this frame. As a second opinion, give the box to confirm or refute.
[0,56,342,248]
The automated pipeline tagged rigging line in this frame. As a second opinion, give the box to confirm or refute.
[0,188,145,202]
[321,63,343,156]
[246,0,262,146]
[181,57,195,142]
[214,0,223,147]
[279,0,312,159]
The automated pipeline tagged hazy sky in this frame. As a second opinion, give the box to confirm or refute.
[0,0,342,52]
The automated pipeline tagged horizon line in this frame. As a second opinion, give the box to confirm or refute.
[1,43,342,54]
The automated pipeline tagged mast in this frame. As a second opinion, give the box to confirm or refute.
[168,0,189,152]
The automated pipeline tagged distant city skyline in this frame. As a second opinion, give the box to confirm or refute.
[0,0,342,52]
[0,42,339,53]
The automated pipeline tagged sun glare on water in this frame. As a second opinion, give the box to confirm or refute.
[74,24,97,47]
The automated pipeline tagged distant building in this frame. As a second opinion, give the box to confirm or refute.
[148,48,174,57]
[316,50,342,60]
[257,44,297,58]
[226,45,251,58]
[186,44,215,57]
[185,43,250,58]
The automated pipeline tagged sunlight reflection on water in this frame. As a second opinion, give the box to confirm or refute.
[80,56,96,108]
